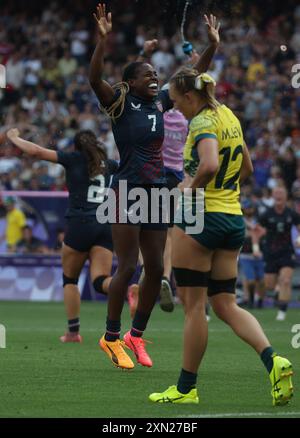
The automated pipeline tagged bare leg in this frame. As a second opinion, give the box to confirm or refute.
[278,267,293,303]
[61,243,88,321]
[172,226,212,373]
[180,286,208,373]
[163,228,173,279]
[89,245,113,294]
[108,224,140,320]
[210,249,270,354]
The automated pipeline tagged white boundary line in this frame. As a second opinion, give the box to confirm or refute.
[181,412,300,418]
[3,327,298,333]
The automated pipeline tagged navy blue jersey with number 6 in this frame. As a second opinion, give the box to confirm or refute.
[57,150,118,217]
[106,89,173,186]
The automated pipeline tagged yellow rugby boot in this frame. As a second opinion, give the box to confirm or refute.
[149,385,199,404]
[270,355,293,406]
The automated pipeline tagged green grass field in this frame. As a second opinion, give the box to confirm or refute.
[0,301,299,418]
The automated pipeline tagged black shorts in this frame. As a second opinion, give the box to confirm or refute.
[64,216,113,253]
[264,252,296,274]
[113,183,168,231]
[166,173,182,227]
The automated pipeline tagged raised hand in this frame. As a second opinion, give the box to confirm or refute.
[93,3,112,38]
[6,128,20,140]
[143,39,158,57]
[204,14,220,45]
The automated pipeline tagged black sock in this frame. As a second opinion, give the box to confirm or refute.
[105,318,121,341]
[278,301,288,312]
[177,368,198,394]
[131,310,150,337]
[257,297,263,308]
[260,346,276,374]
[68,318,80,333]
[248,284,255,307]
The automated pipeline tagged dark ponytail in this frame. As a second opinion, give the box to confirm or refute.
[74,130,107,178]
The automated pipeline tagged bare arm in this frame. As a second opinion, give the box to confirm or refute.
[190,139,219,189]
[6,129,58,162]
[193,14,220,74]
[136,39,158,62]
[240,143,254,183]
[89,3,115,107]
[248,222,264,257]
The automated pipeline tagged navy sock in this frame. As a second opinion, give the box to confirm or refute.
[177,368,198,394]
[278,301,288,312]
[105,318,121,341]
[260,346,276,374]
[130,310,150,337]
[68,318,80,333]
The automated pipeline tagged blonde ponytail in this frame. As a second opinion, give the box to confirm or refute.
[170,68,219,111]
[104,82,129,123]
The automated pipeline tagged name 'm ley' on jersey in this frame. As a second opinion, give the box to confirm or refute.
[184,104,244,215]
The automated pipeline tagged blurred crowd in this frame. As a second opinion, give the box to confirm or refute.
[0,0,300,212]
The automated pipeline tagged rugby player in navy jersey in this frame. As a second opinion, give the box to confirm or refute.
[89,3,220,370]
[257,186,300,321]
[6,128,118,343]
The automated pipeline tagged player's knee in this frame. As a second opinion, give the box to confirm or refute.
[185,296,206,315]
[93,275,109,295]
[63,274,78,287]
[280,277,291,289]
[173,267,210,287]
[211,300,231,321]
[208,278,237,321]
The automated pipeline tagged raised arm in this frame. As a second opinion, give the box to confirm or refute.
[89,3,115,107]
[6,129,58,162]
[193,14,220,74]
[136,39,158,62]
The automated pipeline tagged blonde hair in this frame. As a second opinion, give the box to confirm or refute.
[104,61,145,123]
[170,67,219,111]
[104,82,129,123]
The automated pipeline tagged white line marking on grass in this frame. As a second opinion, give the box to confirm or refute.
[6,327,295,333]
[180,411,300,418]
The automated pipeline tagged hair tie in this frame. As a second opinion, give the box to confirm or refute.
[195,73,216,90]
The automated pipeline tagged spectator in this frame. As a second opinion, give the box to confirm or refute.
[52,227,65,254]
[0,0,299,218]
[1,197,26,252]
[16,225,48,254]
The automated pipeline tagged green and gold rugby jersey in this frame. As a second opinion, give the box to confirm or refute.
[184,104,244,215]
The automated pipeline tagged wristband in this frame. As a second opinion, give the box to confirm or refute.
[252,243,260,253]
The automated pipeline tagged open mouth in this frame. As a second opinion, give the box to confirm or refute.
[148,82,158,91]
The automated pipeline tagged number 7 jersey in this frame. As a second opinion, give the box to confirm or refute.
[184,104,244,215]
[108,90,173,186]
